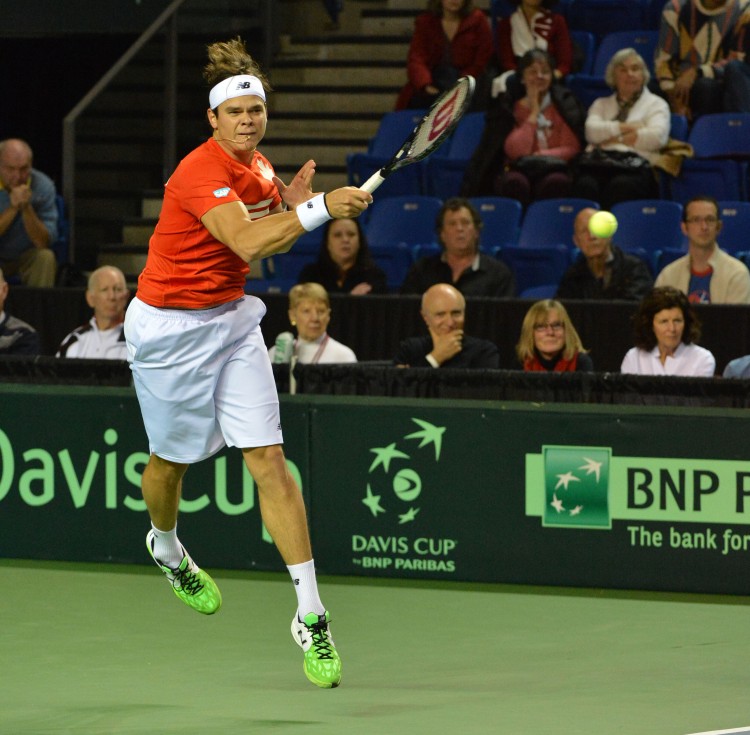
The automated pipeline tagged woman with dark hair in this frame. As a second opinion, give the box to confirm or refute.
[395,0,493,110]
[496,49,583,205]
[516,298,593,371]
[620,286,715,376]
[297,218,387,295]
[494,0,573,94]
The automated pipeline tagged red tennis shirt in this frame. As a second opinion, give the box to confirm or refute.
[136,138,282,308]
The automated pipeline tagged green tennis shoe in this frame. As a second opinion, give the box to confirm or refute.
[146,530,222,615]
[291,610,342,688]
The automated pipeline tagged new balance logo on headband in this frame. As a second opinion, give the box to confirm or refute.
[236,81,252,90]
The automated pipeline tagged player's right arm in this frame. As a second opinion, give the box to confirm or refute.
[201,186,372,263]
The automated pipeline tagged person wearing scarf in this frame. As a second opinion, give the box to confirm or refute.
[516,298,594,372]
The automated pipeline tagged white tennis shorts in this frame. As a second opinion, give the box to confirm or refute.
[124,296,283,463]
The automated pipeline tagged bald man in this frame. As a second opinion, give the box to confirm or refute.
[556,207,653,301]
[0,138,58,287]
[394,283,500,368]
[56,266,130,359]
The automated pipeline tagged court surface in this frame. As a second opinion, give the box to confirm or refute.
[2,558,749,735]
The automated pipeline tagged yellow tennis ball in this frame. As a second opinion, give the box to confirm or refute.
[588,211,618,239]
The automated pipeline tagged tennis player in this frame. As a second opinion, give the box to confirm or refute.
[124,37,371,689]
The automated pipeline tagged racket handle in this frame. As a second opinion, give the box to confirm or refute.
[360,171,385,194]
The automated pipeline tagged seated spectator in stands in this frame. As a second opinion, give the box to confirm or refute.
[395,0,493,110]
[0,138,57,288]
[495,49,584,206]
[516,298,593,371]
[493,0,573,98]
[400,197,516,297]
[572,48,670,210]
[655,0,750,119]
[268,282,356,364]
[395,283,500,367]
[56,266,129,359]
[723,353,750,377]
[655,196,750,304]
[556,207,653,300]
[0,266,40,355]
[297,218,387,295]
[621,286,715,376]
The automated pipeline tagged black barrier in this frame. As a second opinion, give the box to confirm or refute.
[8,288,750,373]
[2,386,750,595]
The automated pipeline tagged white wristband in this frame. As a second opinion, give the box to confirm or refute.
[295,193,332,232]
[425,354,440,368]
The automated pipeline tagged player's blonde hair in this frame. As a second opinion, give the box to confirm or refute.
[203,37,272,101]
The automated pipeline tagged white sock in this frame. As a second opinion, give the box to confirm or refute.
[150,523,184,568]
[287,559,325,618]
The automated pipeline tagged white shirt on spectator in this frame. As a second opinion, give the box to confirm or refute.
[56,317,127,360]
[620,342,715,377]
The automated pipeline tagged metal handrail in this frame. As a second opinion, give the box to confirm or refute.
[62,0,186,261]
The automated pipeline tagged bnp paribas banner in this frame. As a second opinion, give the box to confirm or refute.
[308,398,750,595]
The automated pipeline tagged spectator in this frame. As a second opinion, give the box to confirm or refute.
[297,218,387,295]
[395,0,493,110]
[56,265,129,359]
[516,298,593,371]
[268,282,356,364]
[0,138,57,288]
[655,195,750,303]
[493,0,573,97]
[495,49,584,206]
[621,286,715,375]
[723,353,750,377]
[0,266,40,355]
[556,207,654,300]
[395,283,500,367]
[572,48,670,210]
[400,197,515,297]
[654,0,750,119]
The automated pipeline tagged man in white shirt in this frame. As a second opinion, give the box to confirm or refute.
[654,196,750,304]
[57,265,129,359]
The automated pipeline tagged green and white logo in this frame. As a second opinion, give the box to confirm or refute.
[542,445,611,529]
[362,418,445,525]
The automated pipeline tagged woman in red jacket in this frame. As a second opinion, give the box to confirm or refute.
[396,0,493,110]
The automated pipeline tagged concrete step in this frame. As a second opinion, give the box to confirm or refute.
[278,35,409,61]
[360,9,417,36]
[261,140,364,168]
[271,61,406,87]
[269,115,380,138]
[271,86,399,114]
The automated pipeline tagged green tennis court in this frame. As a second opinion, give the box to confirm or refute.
[2,558,749,735]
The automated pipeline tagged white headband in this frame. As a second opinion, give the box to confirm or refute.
[209,74,266,109]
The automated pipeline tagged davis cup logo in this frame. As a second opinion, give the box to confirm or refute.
[361,418,445,524]
[543,445,611,528]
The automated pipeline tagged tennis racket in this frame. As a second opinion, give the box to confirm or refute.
[359,75,476,194]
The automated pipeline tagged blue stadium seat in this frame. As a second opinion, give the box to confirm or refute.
[566,75,611,111]
[610,199,684,272]
[716,201,750,255]
[688,113,750,159]
[654,247,687,274]
[570,30,597,76]
[670,113,689,142]
[592,31,659,76]
[495,244,571,294]
[645,0,667,29]
[412,242,441,262]
[520,284,559,299]
[425,112,485,199]
[469,196,523,251]
[263,249,316,283]
[565,0,647,40]
[347,110,428,197]
[365,195,444,248]
[518,198,599,249]
[369,243,414,291]
[52,194,70,265]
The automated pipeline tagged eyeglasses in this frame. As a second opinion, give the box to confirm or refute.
[685,216,719,225]
[534,322,564,332]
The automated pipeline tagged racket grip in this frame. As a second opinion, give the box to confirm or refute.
[360,171,385,194]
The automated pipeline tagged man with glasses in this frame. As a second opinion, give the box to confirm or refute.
[655,196,750,303]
